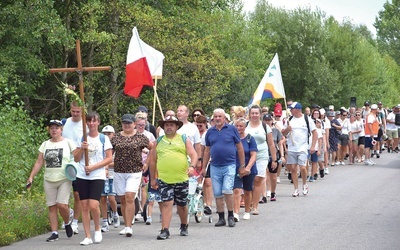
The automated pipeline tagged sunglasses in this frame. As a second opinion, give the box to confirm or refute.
[196,124,204,128]
[193,114,201,117]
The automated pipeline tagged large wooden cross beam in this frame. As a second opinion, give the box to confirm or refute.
[49,40,111,166]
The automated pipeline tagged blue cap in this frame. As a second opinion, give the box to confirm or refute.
[289,102,302,110]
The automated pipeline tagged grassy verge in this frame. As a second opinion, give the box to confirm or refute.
[0,193,50,246]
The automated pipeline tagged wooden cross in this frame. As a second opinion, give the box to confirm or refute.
[49,40,111,166]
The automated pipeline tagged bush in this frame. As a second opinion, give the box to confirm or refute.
[0,194,50,246]
[0,104,47,200]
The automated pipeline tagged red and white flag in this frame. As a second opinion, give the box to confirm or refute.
[124,27,164,98]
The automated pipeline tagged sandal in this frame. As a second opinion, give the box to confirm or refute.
[252,210,259,215]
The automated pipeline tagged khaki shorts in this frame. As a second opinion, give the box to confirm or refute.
[387,129,398,140]
[44,179,72,206]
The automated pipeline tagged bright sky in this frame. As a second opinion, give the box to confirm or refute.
[242,0,388,34]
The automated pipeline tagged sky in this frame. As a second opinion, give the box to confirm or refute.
[242,0,388,34]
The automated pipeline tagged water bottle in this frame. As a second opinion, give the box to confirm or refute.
[104,179,110,194]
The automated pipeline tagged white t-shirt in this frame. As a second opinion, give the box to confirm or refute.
[245,122,272,160]
[39,138,77,182]
[338,118,350,135]
[349,121,362,140]
[357,120,365,136]
[140,130,156,164]
[284,115,316,153]
[62,118,85,144]
[309,128,322,150]
[386,112,398,130]
[76,134,112,180]
[178,122,201,146]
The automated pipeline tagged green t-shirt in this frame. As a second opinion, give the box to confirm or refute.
[156,134,188,184]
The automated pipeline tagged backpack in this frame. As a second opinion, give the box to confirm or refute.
[246,121,268,134]
[157,134,187,144]
[395,114,400,126]
[81,133,106,157]
[289,114,311,143]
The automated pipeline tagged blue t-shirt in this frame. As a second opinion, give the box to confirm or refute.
[205,124,241,166]
[236,135,258,175]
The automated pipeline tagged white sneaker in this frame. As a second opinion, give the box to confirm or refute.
[266,190,271,198]
[335,161,340,166]
[71,223,79,234]
[292,189,299,197]
[277,177,281,183]
[145,217,152,225]
[113,215,120,228]
[340,161,345,165]
[80,238,93,246]
[135,213,143,220]
[369,159,376,165]
[242,212,250,220]
[125,227,133,237]
[94,231,102,243]
[303,184,309,195]
[233,213,240,222]
[119,228,127,235]
[324,168,329,175]
[101,222,109,232]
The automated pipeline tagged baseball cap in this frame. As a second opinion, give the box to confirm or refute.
[49,119,63,127]
[319,108,326,115]
[137,106,148,113]
[289,102,302,110]
[378,101,382,105]
[364,101,370,106]
[225,114,231,121]
[371,104,378,110]
[102,125,115,133]
[122,114,135,123]
[327,111,335,117]
[263,114,273,120]
[335,111,341,116]
[328,105,334,110]
[311,104,320,109]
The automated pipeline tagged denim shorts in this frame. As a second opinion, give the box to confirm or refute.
[210,164,235,198]
[233,174,255,191]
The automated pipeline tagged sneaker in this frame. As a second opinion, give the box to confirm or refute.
[266,190,271,198]
[135,213,143,221]
[313,173,318,180]
[309,176,315,182]
[335,161,340,166]
[228,216,235,227]
[324,168,329,175]
[242,212,251,220]
[233,213,240,222]
[288,173,292,180]
[364,159,370,165]
[65,223,73,238]
[319,169,325,178]
[215,218,226,227]
[119,228,129,235]
[270,196,276,202]
[180,224,189,236]
[330,163,335,166]
[277,177,281,183]
[376,153,380,158]
[94,231,102,243]
[71,223,79,234]
[303,184,309,195]
[369,159,376,165]
[340,161,345,165]
[113,215,120,228]
[46,233,59,242]
[259,196,267,204]
[146,216,152,225]
[157,228,170,240]
[101,222,109,232]
[80,237,93,246]
[125,227,132,237]
[61,208,74,229]
[292,189,299,197]
[306,175,310,181]
[204,205,212,215]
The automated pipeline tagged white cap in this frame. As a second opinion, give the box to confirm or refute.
[225,114,231,121]
[328,105,334,110]
[371,104,378,110]
[102,125,115,133]
[319,109,326,115]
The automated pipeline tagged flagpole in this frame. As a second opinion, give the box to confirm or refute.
[152,78,157,126]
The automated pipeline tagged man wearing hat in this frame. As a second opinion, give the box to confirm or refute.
[282,102,317,197]
[149,115,198,240]
[364,104,379,165]
[137,106,157,138]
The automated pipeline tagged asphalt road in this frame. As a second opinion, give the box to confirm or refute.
[4,151,400,250]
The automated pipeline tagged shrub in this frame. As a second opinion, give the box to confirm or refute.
[0,193,49,246]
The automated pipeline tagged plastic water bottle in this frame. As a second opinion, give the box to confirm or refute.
[104,179,110,194]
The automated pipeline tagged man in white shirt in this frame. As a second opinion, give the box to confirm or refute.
[386,105,399,153]
[282,102,317,197]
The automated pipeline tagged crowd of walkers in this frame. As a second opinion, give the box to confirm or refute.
[27,100,400,244]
